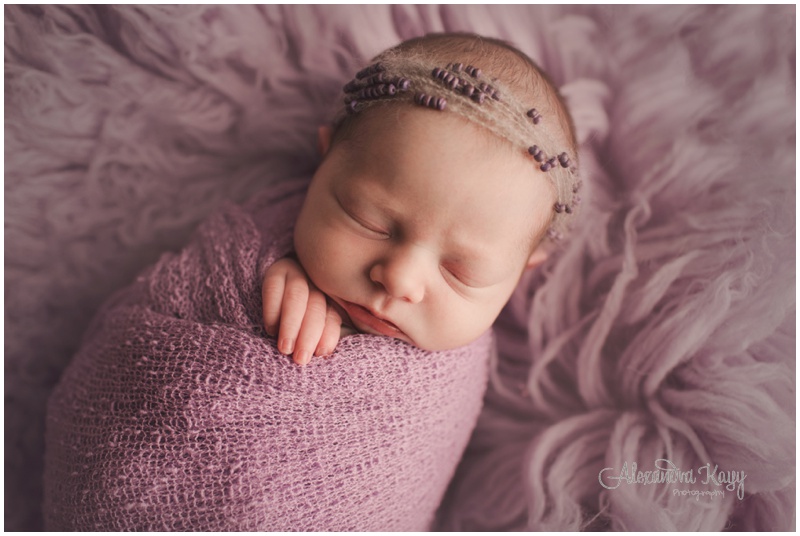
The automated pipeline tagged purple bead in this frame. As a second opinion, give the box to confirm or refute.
[432,67,442,78]
[436,97,447,110]
[463,84,474,97]
[528,145,544,162]
[473,68,482,78]
[387,83,396,95]
[471,92,485,104]
[453,62,463,72]
[343,80,360,93]
[565,205,573,214]
[540,162,552,172]
[547,157,557,167]
[547,228,564,241]
[347,100,358,113]
[553,203,563,213]
[398,78,410,91]
[559,152,570,167]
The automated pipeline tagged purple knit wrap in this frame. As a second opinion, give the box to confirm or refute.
[43,179,493,531]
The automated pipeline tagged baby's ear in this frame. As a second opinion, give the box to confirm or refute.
[317,125,333,156]
[525,246,548,271]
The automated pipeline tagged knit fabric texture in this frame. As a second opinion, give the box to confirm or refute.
[43,179,493,531]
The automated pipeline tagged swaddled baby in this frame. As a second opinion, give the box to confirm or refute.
[44,32,579,531]
[263,32,579,365]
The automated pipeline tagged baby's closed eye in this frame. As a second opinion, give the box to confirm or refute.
[441,264,483,288]
[347,210,391,238]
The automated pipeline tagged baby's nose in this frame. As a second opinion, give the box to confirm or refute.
[369,247,428,304]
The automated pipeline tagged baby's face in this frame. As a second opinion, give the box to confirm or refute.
[294,107,554,351]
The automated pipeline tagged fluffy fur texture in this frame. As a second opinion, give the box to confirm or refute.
[5,5,795,530]
[43,180,492,530]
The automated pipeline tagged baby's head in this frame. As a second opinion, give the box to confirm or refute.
[294,33,579,351]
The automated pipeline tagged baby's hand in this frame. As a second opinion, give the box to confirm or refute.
[262,257,343,365]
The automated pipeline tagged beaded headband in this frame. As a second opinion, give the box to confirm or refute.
[335,51,581,242]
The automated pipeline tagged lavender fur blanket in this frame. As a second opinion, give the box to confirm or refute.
[6,5,795,531]
[42,180,493,530]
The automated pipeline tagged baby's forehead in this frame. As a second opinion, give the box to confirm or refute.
[330,119,552,257]
[340,105,527,173]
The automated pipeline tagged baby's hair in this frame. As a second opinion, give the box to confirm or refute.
[332,32,581,242]
[392,33,577,151]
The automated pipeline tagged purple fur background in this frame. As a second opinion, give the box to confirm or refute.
[5,5,795,531]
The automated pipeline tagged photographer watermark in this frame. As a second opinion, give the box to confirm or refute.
[599,459,746,500]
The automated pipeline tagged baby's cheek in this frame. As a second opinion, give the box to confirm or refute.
[425,293,503,350]
[306,228,361,292]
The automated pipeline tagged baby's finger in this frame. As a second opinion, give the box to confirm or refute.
[293,289,329,366]
[315,306,342,357]
[277,275,310,355]
[262,270,287,336]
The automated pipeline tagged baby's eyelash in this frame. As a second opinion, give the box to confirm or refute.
[348,210,390,238]
[442,265,478,289]
[335,194,390,238]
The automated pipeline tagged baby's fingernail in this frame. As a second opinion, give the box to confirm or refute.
[280,338,294,354]
[295,350,310,365]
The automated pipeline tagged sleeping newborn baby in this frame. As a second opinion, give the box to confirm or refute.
[264,32,579,365]
[44,32,580,531]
